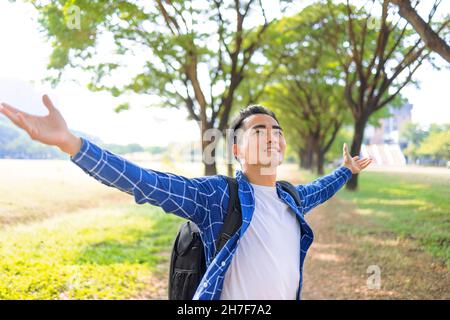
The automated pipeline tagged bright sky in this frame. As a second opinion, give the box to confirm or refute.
[0,1,448,147]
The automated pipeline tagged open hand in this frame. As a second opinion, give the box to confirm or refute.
[0,95,71,147]
[342,143,372,174]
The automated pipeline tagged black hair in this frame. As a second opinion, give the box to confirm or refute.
[229,105,279,162]
[229,105,279,144]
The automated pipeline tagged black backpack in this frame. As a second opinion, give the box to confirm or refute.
[168,176,302,300]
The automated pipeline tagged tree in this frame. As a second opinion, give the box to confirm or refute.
[390,0,450,62]
[27,0,292,175]
[265,81,348,175]
[417,130,450,161]
[400,122,428,162]
[325,126,354,164]
[325,0,447,189]
[259,8,352,175]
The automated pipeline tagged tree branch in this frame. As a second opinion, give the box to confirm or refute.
[390,0,450,62]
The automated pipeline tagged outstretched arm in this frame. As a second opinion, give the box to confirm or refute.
[0,95,218,228]
[297,143,372,214]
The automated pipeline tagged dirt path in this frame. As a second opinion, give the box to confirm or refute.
[302,196,450,299]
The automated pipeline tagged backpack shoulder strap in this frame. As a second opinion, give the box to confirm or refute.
[278,180,302,208]
[215,176,242,255]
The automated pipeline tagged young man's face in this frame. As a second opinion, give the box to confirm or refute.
[233,114,286,169]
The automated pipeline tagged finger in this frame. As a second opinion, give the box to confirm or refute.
[1,102,22,114]
[353,156,360,161]
[359,159,372,168]
[0,103,22,127]
[1,103,34,122]
[358,157,371,164]
[361,160,372,169]
[356,157,371,164]
[343,143,351,159]
[42,94,56,112]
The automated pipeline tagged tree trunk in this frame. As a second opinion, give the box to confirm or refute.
[227,163,234,177]
[299,135,315,170]
[299,148,307,169]
[310,133,321,174]
[204,162,217,176]
[346,117,367,190]
[316,149,325,175]
[201,126,218,176]
[300,148,313,169]
[306,148,313,170]
[298,149,303,168]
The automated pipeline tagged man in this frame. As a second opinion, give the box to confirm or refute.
[0,96,372,300]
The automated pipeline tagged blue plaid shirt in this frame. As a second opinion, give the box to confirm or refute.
[70,137,352,300]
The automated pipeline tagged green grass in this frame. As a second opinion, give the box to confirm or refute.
[338,171,450,269]
[0,203,182,299]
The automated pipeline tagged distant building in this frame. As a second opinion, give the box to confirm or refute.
[361,103,413,165]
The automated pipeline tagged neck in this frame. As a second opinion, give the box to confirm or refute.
[242,164,278,187]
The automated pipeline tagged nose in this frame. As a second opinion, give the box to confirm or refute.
[266,130,280,147]
[268,129,279,143]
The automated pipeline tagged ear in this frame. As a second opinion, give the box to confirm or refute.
[232,143,239,161]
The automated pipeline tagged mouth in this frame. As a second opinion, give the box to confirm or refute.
[264,147,280,153]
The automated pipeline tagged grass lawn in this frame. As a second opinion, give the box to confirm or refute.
[0,203,182,299]
[0,159,186,299]
[338,170,450,269]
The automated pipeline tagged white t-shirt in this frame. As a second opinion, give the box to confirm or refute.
[220,182,301,300]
